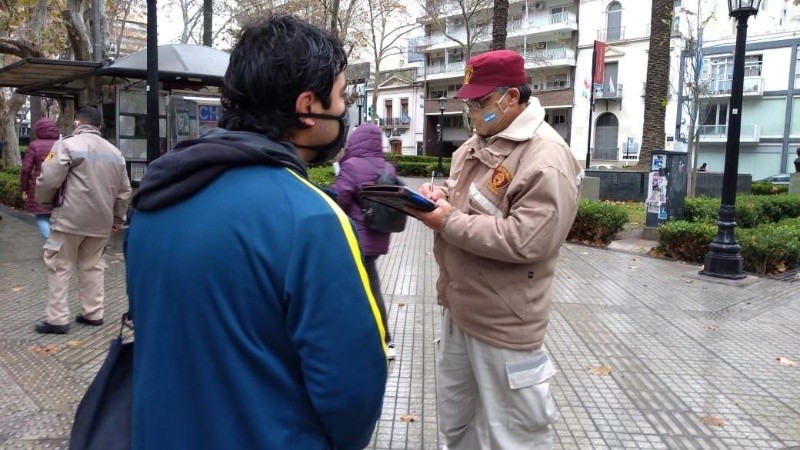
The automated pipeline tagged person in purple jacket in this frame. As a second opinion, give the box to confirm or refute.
[20,117,59,240]
[332,123,398,360]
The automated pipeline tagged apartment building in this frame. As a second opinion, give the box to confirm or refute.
[686,1,800,179]
[406,0,579,157]
[572,0,686,165]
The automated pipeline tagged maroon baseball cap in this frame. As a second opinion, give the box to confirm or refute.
[454,50,528,100]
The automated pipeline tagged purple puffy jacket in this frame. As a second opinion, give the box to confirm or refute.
[331,123,396,256]
[20,117,60,215]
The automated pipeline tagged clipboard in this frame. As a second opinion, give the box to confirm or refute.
[359,185,437,212]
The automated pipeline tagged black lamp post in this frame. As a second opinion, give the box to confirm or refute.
[700,0,760,280]
[356,93,364,126]
[435,96,446,177]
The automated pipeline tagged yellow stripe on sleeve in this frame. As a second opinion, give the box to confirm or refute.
[286,169,388,355]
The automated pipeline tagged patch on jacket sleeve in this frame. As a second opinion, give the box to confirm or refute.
[486,166,512,193]
[44,151,55,163]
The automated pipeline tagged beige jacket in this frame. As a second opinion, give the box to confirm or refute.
[434,98,582,350]
[36,125,132,238]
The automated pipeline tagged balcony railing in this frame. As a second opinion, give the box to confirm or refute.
[702,76,764,96]
[418,11,577,48]
[698,124,760,142]
[595,83,623,100]
[378,116,412,128]
[597,26,625,42]
[426,60,465,76]
[523,48,575,64]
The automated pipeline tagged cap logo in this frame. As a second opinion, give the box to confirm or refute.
[487,166,512,193]
[464,65,473,84]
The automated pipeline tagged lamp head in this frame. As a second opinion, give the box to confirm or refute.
[438,96,447,112]
[728,0,761,18]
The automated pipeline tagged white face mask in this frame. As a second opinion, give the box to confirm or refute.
[466,91,510,137]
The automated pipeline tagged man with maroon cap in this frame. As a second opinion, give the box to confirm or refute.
[412,49,582,448]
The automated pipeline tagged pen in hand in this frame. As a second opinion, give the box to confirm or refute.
[430,171,435,189]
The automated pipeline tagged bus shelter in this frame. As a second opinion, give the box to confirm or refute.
[0,44,229,186]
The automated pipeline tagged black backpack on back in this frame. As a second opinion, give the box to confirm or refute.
[360,162,408,233]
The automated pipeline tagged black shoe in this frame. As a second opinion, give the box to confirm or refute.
[34,321,70,334]
[75,314,104,326]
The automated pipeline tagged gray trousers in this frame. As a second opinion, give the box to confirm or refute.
[437,310,558,449]
[43,230,108,325]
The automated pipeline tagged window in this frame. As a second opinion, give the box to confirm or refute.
[700,102,728,126]
[744,55,762,77]
[442,116,464,128]
[795,52,800,89]
[603,62,619,95]
[606,2,622,41]
[384,99,393,120]
[545,74,569,90]
[400,98,409,118]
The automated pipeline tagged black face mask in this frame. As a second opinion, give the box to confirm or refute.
[296,112,349,165]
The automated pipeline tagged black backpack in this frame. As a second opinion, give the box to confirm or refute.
[360,162,408,233]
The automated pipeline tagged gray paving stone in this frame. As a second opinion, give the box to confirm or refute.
[3,187,800,449]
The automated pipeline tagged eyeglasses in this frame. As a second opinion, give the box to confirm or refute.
[463,87,511,110]
[464,91,498,110]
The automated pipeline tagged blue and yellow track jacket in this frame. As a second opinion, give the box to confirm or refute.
[125,129,387,450]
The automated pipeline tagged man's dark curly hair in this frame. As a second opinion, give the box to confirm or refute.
[219,13,347,139]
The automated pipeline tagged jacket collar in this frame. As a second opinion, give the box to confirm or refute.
[72,124,102,136]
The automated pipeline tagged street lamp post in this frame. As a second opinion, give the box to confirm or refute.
[356,95,364,126]
[700,0,761,280]
[435,96,446,177]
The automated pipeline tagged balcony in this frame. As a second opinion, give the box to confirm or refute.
[426,60,465,77]
[698,124,760,142]
[595,83,623,100]
[378,116,412,129]
[523,48,576,66]
[597,26,625,42]
[701,76,764,97]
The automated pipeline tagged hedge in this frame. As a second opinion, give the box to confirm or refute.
[751,181,788,195]
[684,194,800,228]
[567,200,628,245]
[657,218,800,274]
[0,165,23,209]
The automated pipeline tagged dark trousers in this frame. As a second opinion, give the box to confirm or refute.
[364,255,391,343]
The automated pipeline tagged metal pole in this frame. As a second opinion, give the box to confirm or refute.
[585,44,597,170]
[357,105,362,126]
[700,13,750,279]
[146,0,160,164]
[675,47,687,145]
[436,108,444,177]
[91,0,103,62]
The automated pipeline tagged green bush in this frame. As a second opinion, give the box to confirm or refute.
[751,181,788,195]
[656,220,716,262]
[738,217,800,275]
[683,196,720,224]
[683,194,800,228]
[0,165,24,209]
[567,200,628,245]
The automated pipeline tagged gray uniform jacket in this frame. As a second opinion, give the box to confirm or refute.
[36,125,132,238]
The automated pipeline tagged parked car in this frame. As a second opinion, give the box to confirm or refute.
[758,173,790,185]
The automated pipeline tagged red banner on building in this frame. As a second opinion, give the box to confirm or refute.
[592,41,607,89]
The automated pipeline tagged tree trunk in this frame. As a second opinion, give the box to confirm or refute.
[62,0,93,61]
[203,0,213,46]
[490,0,508,50]
[0,92,25,167]
[636,0,673,170]
[330,0,340,36]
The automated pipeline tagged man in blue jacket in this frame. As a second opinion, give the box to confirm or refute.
[125,13,388,450]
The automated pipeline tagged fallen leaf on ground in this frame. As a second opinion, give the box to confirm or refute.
[685,279,693,283]
[29,344,61,356]
[776,357,797,367]
[699,415,724,427]
[11,286,23,292]
[629,266,637,270]
[397,301,406,307]
[110,260,120,264]
[795,273,800,280]
[66,340,83,347]
[705,324,718,331]
[587,365,613,376]
[399,415,417,422]
[580,252,589,255]
[775,262,787,273]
